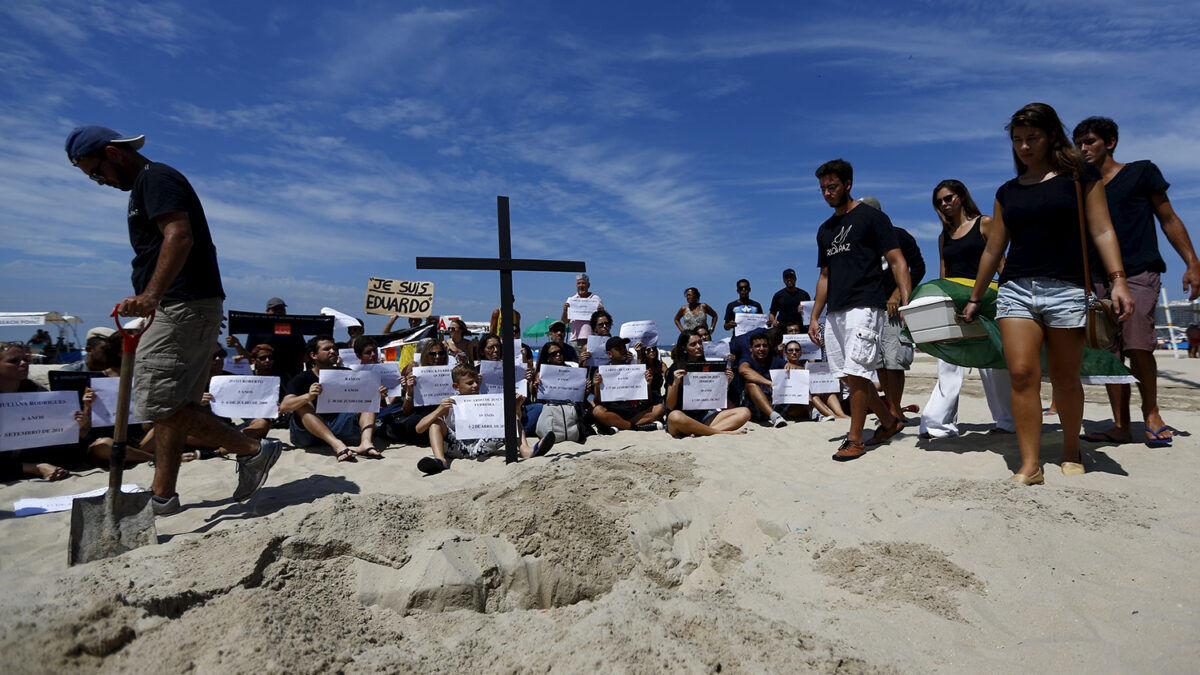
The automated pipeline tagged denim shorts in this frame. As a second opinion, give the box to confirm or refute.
[996,278,1086,328]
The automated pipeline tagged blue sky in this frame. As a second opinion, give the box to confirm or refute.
[4,0,1200,346]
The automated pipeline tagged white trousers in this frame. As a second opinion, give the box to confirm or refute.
[920,360,1014,437]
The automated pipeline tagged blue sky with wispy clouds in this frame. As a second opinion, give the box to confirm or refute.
[4,0,1200,345]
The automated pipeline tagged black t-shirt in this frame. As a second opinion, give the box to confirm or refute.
[942,217,987,279]
[724,299,765,324]
[816,203,900,312]
[286,367,348,422]
[996,164,1101,284]
[127,162,224,301]
[1100,160,1169,277]
[768,288,811,325]
[881,227,926,298]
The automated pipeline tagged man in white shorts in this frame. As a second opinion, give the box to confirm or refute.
[807,160,911,461]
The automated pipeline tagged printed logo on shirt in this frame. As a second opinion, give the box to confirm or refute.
[827,223,853,256]
[128,207,140,219]
[732,305,758,314]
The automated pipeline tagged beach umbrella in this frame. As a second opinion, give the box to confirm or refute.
[523,317,555,338]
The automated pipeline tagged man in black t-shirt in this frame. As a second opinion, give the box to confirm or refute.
[723,279,765,332]
[768,269,811,328]
[807,160,910,461]
[281,335,382,461]
[1074,117,1200,447]
[67,125,281,515]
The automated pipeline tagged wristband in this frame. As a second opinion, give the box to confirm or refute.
[1109,271,1126,281]
[965,299,982,305]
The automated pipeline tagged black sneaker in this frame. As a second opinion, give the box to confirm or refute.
[632,421,664,432]
[232,438,283,502]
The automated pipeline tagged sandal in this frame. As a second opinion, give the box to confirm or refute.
[46,466,70,482]
[356,448,384,459]
[417,456,446,475]
[334,447,357,462]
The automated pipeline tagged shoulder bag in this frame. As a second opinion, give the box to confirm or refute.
[1076,180,1121,350]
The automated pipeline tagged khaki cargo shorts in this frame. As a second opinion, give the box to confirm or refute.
[134,297,224,421]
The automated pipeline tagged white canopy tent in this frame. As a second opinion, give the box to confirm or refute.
[0,312,83,326]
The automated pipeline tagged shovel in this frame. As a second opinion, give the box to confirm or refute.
[68,305,157,566]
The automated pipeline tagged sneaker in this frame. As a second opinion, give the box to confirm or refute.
[232,438,283,503]
[770,413,787,428]
[632,421,664,432]
[151,493,181,516]
[831,439,867,462]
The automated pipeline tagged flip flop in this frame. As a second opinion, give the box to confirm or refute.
[46,467,70,482]
[417,456,446,475]
[1144,426,1174,448]
[334,447,357,462]
[1080,431,1130,444]
[533,432,556,458]
[355,448,384,459]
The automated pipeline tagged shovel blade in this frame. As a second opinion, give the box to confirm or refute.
[68,489,158,566]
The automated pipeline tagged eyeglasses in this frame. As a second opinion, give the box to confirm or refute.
[737,286,750,291]
[255,355,275,360]
[550,328,564,334]
[86,156,108,183]
[545,350,562,358]
[938,194,957,205]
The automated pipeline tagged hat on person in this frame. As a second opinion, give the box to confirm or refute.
[782,268,797,278]
[859,195,882,211]
[605,336,631,352]
[65,125,145,165]
[549,321,567,332]
[266,297,287,309]
[85,326,117,341]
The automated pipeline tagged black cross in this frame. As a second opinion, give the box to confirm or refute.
[417,196,586,463]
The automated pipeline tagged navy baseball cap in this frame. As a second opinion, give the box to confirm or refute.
[605,336,631,351]
[65,125,145,165]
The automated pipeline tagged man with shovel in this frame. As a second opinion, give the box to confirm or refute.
[67,125,282,516]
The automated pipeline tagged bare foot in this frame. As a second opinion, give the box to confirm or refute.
[1080,427,1132,443]
[36,463,70,481]
[721,429,749,435]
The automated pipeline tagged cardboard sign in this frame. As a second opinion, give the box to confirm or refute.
[598,364,647,402]
[782,333,823,361]
[619,320,658,348]
[90,377,149,427]
[316,369,381,414]
[770,369,810,405]
[412,365,455,406]
[364,278,435,317]
[682,372,727,411]
[537,364,587,402]
[451,394,507,440]
[352,363,404,397]
[0,391,79,452]
[807,361,840,394]
[734,312,768,336]
[478,360,528,398]
[567,295,601,321]
[208,376,281,419]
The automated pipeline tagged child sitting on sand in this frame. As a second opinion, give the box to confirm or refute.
[415,364,555,475]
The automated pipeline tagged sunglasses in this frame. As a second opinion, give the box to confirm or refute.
[255,355,275,360]
[938,194,957,205]
[545,350,563,357]
[86,156,108,183]
[429,351,447,358]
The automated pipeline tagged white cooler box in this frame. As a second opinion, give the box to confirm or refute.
[899,296,987,343]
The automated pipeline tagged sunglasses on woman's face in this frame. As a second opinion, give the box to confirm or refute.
[938,194,956,205]
[430,351,447,359]
[545,350,562,358]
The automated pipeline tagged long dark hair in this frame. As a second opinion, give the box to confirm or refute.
[670,330,701,364]
[1006,102,1086,178]
[932,179,983,233]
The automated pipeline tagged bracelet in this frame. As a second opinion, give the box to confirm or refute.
[965,299,982,305]
[1109,271,1126,281]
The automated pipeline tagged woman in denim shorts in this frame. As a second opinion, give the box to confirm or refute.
[964,103,1133,485]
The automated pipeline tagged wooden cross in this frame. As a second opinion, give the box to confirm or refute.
[417,196,586,463]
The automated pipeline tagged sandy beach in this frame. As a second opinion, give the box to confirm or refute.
[2,352,1198,673]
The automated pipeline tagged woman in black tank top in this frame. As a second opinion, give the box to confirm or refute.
[920,180,1015,443]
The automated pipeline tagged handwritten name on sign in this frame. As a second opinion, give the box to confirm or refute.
[364,278,434,317]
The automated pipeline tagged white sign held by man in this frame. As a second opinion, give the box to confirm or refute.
[598,364,647,402]
[0,391,79,452]
[734,312,768,336]
[537,364,587,402]
[770,369,810,405]
[208,376,281,419]
[412,365,456,406]
[567,295,601,321]
[586,335,611,366]
[316,369,381,414]
[451,394,507,440]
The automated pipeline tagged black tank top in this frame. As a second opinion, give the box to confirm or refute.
[942,217,986,279]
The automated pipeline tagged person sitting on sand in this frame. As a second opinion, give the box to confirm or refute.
[379,341,451,446]
[664,331,750,438]
[280,335,383,461]
[590,337,666,433]
[737,333,789,428]
[443,318,474,367]
[415,364,556,475]
[0,342,91,482]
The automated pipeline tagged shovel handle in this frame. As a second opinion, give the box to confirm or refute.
[106,304,154,492]
[110,304,155,353]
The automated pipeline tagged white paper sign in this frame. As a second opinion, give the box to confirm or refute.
[783,333,823,361]
[413,365,456,406]
[316,369,381,414]
[537,364,588,402]
[479,360,528,398]
[451,394,507,440]
[352,363,403,396]
[770,369,810,405]
[806,361,840,394]
[338,348,360,366]
[14,484,142,517]
[567,295,601,321]
[89,377,148,426]
[702,340,730,361]
[598,364,647,402]
[586,335,611,366]
[0,391,79,452]
[619,320,658,348]
[511,339,524,366]
[734,312,768,336]
[800,301,828,326]
[209,376,281,419]
[223,356,253,375]
[682,372,727,410]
